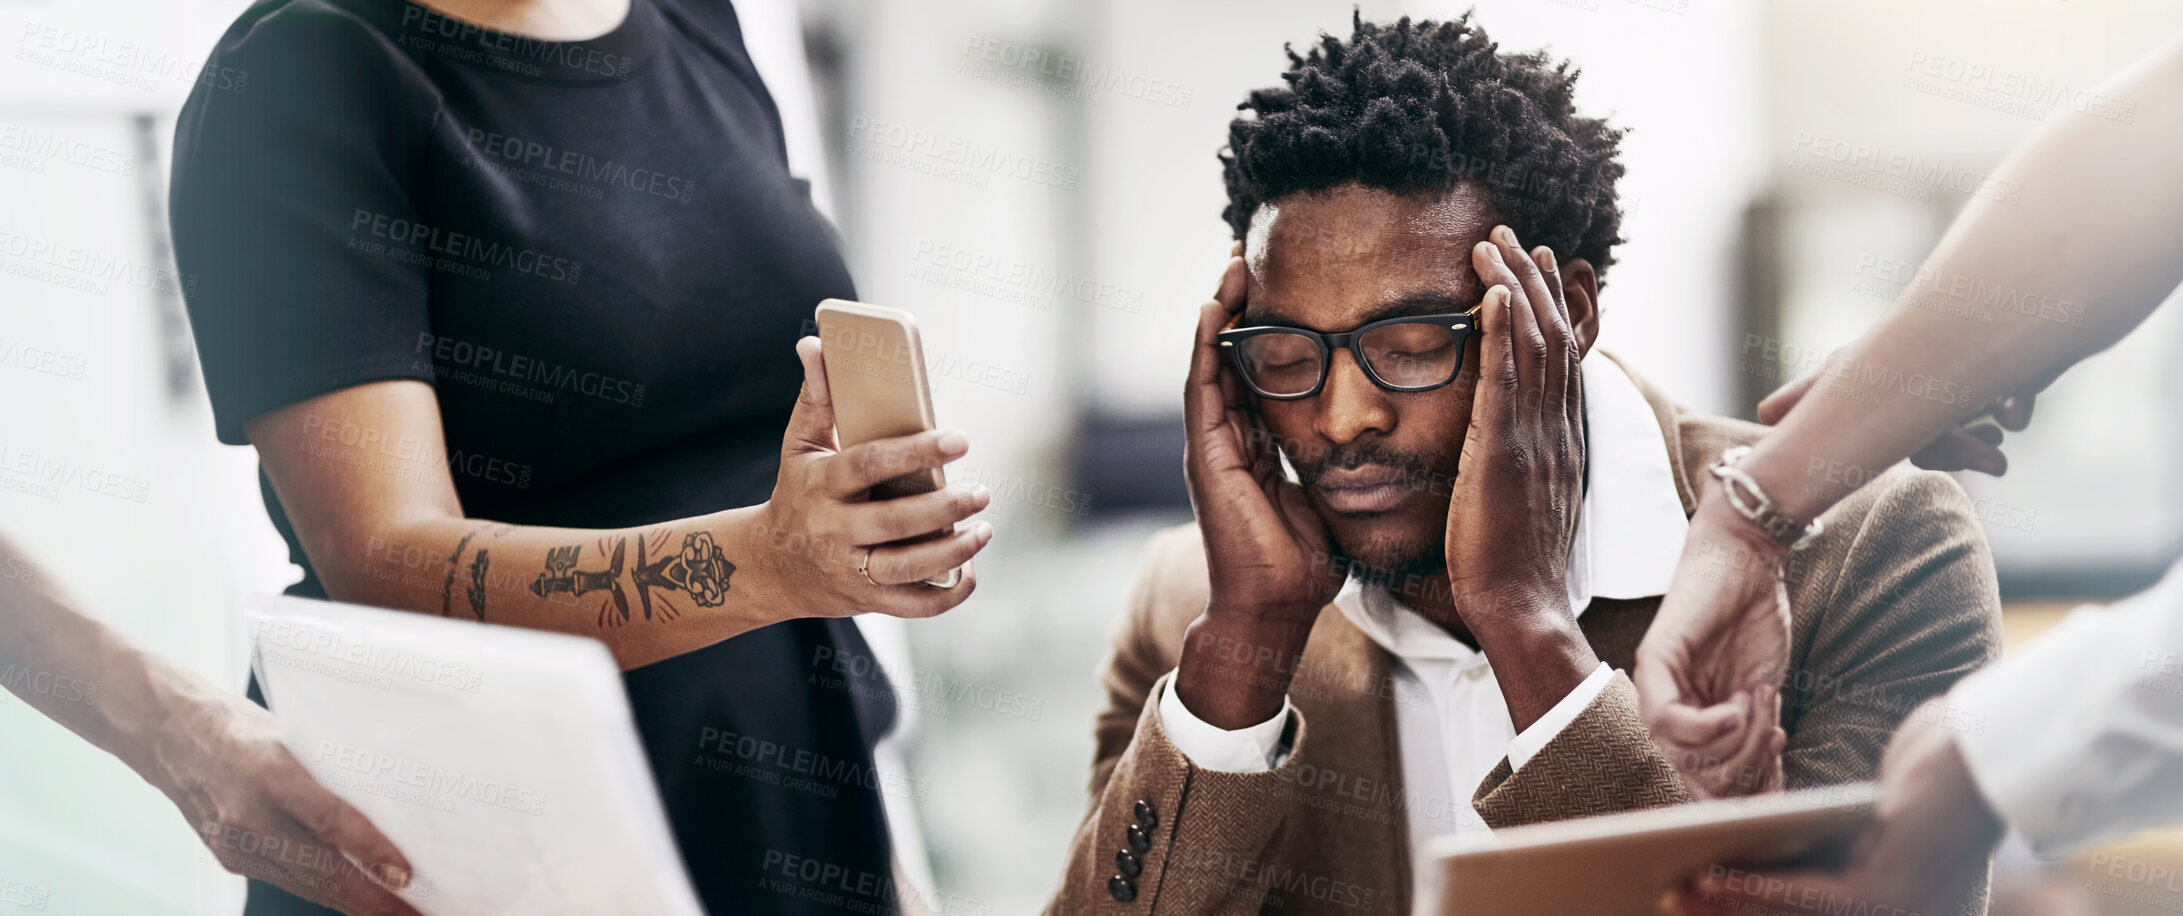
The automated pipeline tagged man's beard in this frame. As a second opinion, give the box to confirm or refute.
[1328,535,1445,584]
[1290,439,1454,583]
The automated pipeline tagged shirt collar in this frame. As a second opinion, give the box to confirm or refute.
[1336,353,1691,663]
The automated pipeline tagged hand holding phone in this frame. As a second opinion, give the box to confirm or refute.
[813,299,973,588]
[748,329,990,619]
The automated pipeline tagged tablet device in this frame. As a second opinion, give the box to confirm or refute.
[1422,782,1878,916]
[246,594,706,916]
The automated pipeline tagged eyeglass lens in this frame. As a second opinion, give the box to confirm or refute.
[1232,322,1464,396]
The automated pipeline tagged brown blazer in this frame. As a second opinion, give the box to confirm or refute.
[1047,358,2002,915]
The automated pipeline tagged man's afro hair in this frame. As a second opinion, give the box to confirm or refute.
[1220,11,1627,277]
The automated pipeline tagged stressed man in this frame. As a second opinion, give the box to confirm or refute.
[1050,14,2001,916]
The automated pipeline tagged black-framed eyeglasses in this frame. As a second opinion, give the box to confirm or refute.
[1219,312,1478,400]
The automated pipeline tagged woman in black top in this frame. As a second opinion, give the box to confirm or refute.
[170,0,993,913]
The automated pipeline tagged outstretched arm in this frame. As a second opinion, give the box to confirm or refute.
[1746,32,2183,518]
[1639,32,2183,738]
[0,533,421,916]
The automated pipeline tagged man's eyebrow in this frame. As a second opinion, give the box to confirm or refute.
[1239,308,1313,330]
[1357,291,1473,324]
[1243,291,1473,331]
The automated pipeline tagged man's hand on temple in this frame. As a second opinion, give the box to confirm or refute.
[1445,226,1601,733]
[1662,700,2004,916]
[1174,255,1345,730]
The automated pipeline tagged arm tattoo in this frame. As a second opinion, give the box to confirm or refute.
[631,529,734,622]
[440,532,475,617]
[532,539,632,628]
[466,550,490,620]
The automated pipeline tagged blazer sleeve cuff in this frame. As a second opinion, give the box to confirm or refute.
[1507,661,1614,771]
[1056,670,1311,913]
[1472,671,1690,829]
[1158,669,1296,773]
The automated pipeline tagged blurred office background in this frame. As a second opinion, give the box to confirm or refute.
[3,0,2179,912]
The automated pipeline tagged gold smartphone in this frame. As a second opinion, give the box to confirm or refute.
[812,299,961,588]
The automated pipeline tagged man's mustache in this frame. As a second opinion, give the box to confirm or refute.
[1290,441,1451,495]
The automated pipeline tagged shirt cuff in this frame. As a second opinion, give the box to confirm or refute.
[1506,661,1614,771]
[1157,671,1293,773]
[1948,600,2147,857]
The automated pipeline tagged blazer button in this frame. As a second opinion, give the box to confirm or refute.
[1126,824,1151,854]
[1133,800,1158,830]
[1108,875,1137,902]
[1115,850,1142,877]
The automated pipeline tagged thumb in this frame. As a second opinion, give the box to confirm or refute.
[274,766,413,890]
[784,336,837,455]
[1631,651,1683,721]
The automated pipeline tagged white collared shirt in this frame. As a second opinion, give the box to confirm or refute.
[1157,354,1691,900]
[1949,556,2183,857]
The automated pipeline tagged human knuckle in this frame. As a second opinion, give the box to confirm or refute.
[849,447,882,479]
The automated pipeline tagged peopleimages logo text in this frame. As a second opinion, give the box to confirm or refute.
[415,333,646,407]
[463,128,696,203]
[398,5,633,79]
[352,210,582,284]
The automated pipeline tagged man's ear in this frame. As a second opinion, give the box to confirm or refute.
[1561,257,1602,357]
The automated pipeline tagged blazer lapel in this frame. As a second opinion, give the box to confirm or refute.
[1284,604,1413,910]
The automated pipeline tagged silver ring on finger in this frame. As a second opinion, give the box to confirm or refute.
[859,547,882,587]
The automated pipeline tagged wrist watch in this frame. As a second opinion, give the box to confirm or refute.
[1707,446,1825,551]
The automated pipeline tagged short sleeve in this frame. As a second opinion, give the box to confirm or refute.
[170,2,438,445]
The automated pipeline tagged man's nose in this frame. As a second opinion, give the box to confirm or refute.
[1314,349,1395,444]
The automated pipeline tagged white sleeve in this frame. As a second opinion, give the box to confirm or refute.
[1949,559,2183,857]
[1156,671,1294,773]
[1506,661,1615,771]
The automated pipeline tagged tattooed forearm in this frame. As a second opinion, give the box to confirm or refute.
[631,529,734,622]
[466,550,490,620]
[522,530,733,629]
[440,531,475,617]
[533,539,633,628]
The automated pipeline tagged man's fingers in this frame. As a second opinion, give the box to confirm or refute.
[1756,370,1820,425]
[1496,227,1570,403]
[1214,255,1246,312]
[1188,299,1237,437]
[1475,239,1549,389]
[1493,229,1566,355]
[824,430,970,498]
[784,336,838,455]
[1474,285,1518,407]
[836,484,992,546]
[1530,245,1571,330]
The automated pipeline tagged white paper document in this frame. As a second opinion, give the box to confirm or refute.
[246,594,706,916]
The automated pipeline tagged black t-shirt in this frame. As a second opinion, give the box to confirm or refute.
[171,1,898,912]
